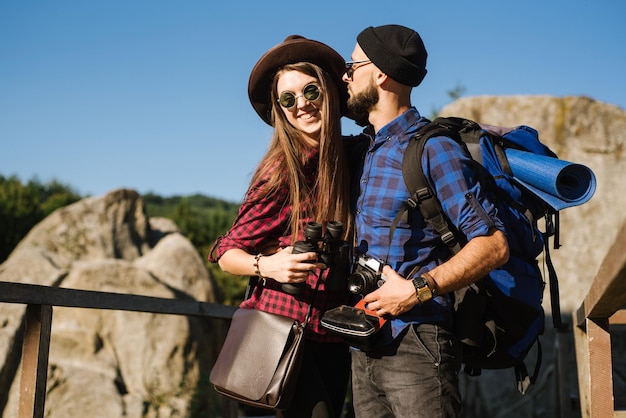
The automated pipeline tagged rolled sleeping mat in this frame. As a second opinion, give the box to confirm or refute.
[504,148,596,211]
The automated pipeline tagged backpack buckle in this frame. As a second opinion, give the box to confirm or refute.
[407,187,432,209]
[441,231,457,247]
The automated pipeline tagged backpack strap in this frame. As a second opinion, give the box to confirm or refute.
[515,337,543,394]
[395,117,490,255]
[543,211,566,330]
[395,120,465,255]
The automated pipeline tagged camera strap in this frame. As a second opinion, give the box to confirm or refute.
[381,207,407,265]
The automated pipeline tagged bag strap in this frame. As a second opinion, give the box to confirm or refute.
[244,276,259,301]
[244,270,321,327]
[303,273,323,325]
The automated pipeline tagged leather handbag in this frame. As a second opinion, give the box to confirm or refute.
[209,307,305,410]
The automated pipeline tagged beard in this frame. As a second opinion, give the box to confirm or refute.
[347,80,379,127]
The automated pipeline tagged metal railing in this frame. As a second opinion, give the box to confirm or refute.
[4,215,626,418]
[0,281,238,418]
[573,220,626,418]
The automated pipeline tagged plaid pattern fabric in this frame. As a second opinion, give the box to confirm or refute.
[210,148,349,343]
[354,108,503,339]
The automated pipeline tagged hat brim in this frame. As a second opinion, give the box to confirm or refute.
[248,35,349,126]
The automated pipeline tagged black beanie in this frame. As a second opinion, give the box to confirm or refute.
[357,24,428,87]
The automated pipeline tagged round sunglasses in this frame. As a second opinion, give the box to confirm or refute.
[277,83,321,109]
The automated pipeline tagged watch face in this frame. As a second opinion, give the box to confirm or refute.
[418,286,432,302]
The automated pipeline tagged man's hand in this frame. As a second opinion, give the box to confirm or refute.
[361,265,418,317]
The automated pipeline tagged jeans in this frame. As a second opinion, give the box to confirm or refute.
[351,323,462,418]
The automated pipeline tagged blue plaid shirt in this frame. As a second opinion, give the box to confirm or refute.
[354,108,503,340]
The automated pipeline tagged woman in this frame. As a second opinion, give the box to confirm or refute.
[209,35,353,418]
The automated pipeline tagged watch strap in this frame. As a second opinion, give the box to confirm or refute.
[421,271,438,297]
[411,276,433,304]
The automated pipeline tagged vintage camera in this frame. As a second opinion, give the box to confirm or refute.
[347,255,387,296]
[284,221,350,295]
[320,255,388,345]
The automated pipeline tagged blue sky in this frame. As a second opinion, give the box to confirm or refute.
[1,1,624,203]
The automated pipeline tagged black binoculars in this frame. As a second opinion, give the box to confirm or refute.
[283,221,350,295]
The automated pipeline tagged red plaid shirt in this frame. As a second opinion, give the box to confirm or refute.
[209,148,349,343]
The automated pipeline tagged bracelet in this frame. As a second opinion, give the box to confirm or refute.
[253,253,265,280]
[421,271,439,297]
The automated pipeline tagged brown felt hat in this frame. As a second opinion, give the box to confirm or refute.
[248,35,348,126]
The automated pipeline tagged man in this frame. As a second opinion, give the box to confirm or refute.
[343,24,510,417]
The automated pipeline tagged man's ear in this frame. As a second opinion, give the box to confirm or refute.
[375,71,389,87]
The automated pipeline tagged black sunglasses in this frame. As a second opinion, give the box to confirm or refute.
[277,83,321,109]
[345,60,372,79]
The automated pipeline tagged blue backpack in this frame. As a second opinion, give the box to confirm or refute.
[398,116,565,394]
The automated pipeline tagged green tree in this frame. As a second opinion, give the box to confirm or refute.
[447,83,467,101]
[0,175,81,262]
[0,180,244,304]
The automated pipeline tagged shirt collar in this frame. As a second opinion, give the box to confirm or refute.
[375,107,423,142]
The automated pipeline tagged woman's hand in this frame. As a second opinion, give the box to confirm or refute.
[257,247,324,283]
[218,247,324,283]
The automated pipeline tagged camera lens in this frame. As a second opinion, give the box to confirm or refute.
[347,271,372,295]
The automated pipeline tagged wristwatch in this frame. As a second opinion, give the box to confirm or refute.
[411,276,433,304]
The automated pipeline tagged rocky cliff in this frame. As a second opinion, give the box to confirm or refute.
[0,189,221,418]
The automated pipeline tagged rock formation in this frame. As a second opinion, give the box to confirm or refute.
[0,189,221,418]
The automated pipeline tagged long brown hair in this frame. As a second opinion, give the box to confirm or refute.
[248,62,352,242]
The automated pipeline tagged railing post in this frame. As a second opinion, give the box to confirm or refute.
[18,304,53,418]
[574,316,614,418]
